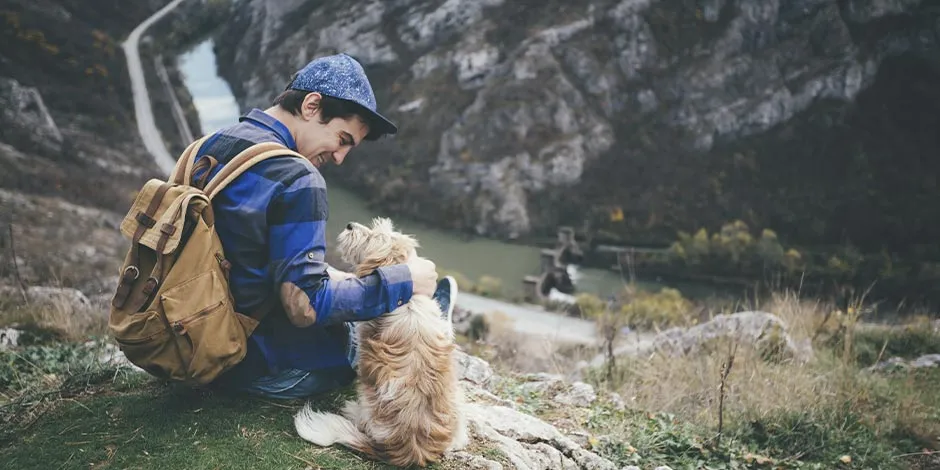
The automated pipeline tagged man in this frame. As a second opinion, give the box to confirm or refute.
[190,53,456,399]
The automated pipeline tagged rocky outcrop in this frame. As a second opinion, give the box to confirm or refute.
[867,354,940,372]
[650,311,813,361]
[0,78,64,157]
[453,350,618,470]
[214,0,940,250]
[581,310,812,373]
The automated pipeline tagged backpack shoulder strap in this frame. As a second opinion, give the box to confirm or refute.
[169,135,211,185]
[203,143,306,200]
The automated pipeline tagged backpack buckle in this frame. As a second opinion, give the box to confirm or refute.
[111,266,141,309]
[123,265,140,281]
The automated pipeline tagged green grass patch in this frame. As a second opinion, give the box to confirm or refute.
[1,380,415,470]
[848,324,940,366]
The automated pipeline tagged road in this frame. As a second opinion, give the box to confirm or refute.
[456,293,600,345]
[123,0,188,176]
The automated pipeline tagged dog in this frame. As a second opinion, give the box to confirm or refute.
[294,217,468,467]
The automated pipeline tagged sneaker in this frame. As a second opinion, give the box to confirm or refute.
[432,275,458,324]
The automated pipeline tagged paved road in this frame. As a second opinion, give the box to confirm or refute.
[456,293,600,345]
[123,0,188,176]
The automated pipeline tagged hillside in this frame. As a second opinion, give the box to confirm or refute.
[0,0,195,289]
[212,0,940,259]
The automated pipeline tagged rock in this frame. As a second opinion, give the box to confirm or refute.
[608,392,626,411]
[463,403,617,470]
[869,354,940,372]
[909,354,940,369]
[445,350,618,469]
[0,285,94,312]
[0,328,21,350]
[0,77,64,156]
[456,349,496,387]
[653,467,674,470]
[553,382,597,407]
[651,311,812,362]
[621,467,641,470]
[84,340,142,371]
[517,372,564,395]
[448,451,504,470]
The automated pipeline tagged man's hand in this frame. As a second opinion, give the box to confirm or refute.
[406,256,438,297]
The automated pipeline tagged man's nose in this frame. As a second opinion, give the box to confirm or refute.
[334,148,351,165]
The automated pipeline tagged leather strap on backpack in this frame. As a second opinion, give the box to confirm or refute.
[203,143,305,200]
[112,182,173,309]
[170,135,211,185]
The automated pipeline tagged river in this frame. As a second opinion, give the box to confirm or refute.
[177,40,658,299]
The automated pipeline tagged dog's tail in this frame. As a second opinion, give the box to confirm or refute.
[294,403,381,459]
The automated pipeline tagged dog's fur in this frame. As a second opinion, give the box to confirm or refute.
[294,217,468,467]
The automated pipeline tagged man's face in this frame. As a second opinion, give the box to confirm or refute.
[295,93,370,168]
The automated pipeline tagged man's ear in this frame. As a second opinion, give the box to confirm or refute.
[301,92,322,121]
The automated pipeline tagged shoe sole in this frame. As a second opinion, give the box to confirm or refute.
[441,275,458,324]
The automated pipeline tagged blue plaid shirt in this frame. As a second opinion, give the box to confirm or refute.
[193,109,413,378]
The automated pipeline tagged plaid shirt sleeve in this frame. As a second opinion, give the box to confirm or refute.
[266,165,413,326]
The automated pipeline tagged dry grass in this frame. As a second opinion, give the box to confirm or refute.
[0,291,107,343]
[589,289,940,460]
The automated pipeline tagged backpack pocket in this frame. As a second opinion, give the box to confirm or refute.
[114,325,177,380]
[157,270,249,384]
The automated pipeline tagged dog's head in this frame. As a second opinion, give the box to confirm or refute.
[336,217,419,276]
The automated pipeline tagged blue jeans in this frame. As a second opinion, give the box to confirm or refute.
[229,278,454,400]
[230,322,360,400]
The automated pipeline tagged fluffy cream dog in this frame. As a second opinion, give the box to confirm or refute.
[294,217,468,467]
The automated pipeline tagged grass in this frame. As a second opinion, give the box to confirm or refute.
[2,285,938,470]
[1,378,393,470]
[576,289,940,470]
[1,365,506,470]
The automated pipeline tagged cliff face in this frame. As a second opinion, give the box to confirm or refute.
[0,0,169,288]
[215,0,939,253]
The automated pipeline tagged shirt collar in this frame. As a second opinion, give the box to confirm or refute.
[239,108,298,150]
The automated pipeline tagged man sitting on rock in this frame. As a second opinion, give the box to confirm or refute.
[188,53,456,398]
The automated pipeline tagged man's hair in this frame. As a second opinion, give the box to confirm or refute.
[273,88,377,130]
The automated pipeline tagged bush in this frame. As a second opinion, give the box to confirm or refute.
[475,275,504,298]
[620,287,694,330]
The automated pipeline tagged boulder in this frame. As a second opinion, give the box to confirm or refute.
[651,311,813,362]
[553,382,597,408]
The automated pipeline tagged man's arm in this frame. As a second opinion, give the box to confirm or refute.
[267,169,413,327]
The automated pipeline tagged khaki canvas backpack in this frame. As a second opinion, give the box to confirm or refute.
[108,136,304,385]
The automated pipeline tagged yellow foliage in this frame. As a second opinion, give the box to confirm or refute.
[609,207,624,222]
[621,287,694,330]
[475,275,503,298]
[575,293,608,319]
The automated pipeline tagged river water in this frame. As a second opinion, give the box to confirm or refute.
[177,40,642,299]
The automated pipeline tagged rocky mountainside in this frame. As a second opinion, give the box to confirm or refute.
[0,0,171,287]
[215,0,939,257]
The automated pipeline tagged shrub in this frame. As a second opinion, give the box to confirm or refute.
[475,275,504,298]
[620,287,694,330]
